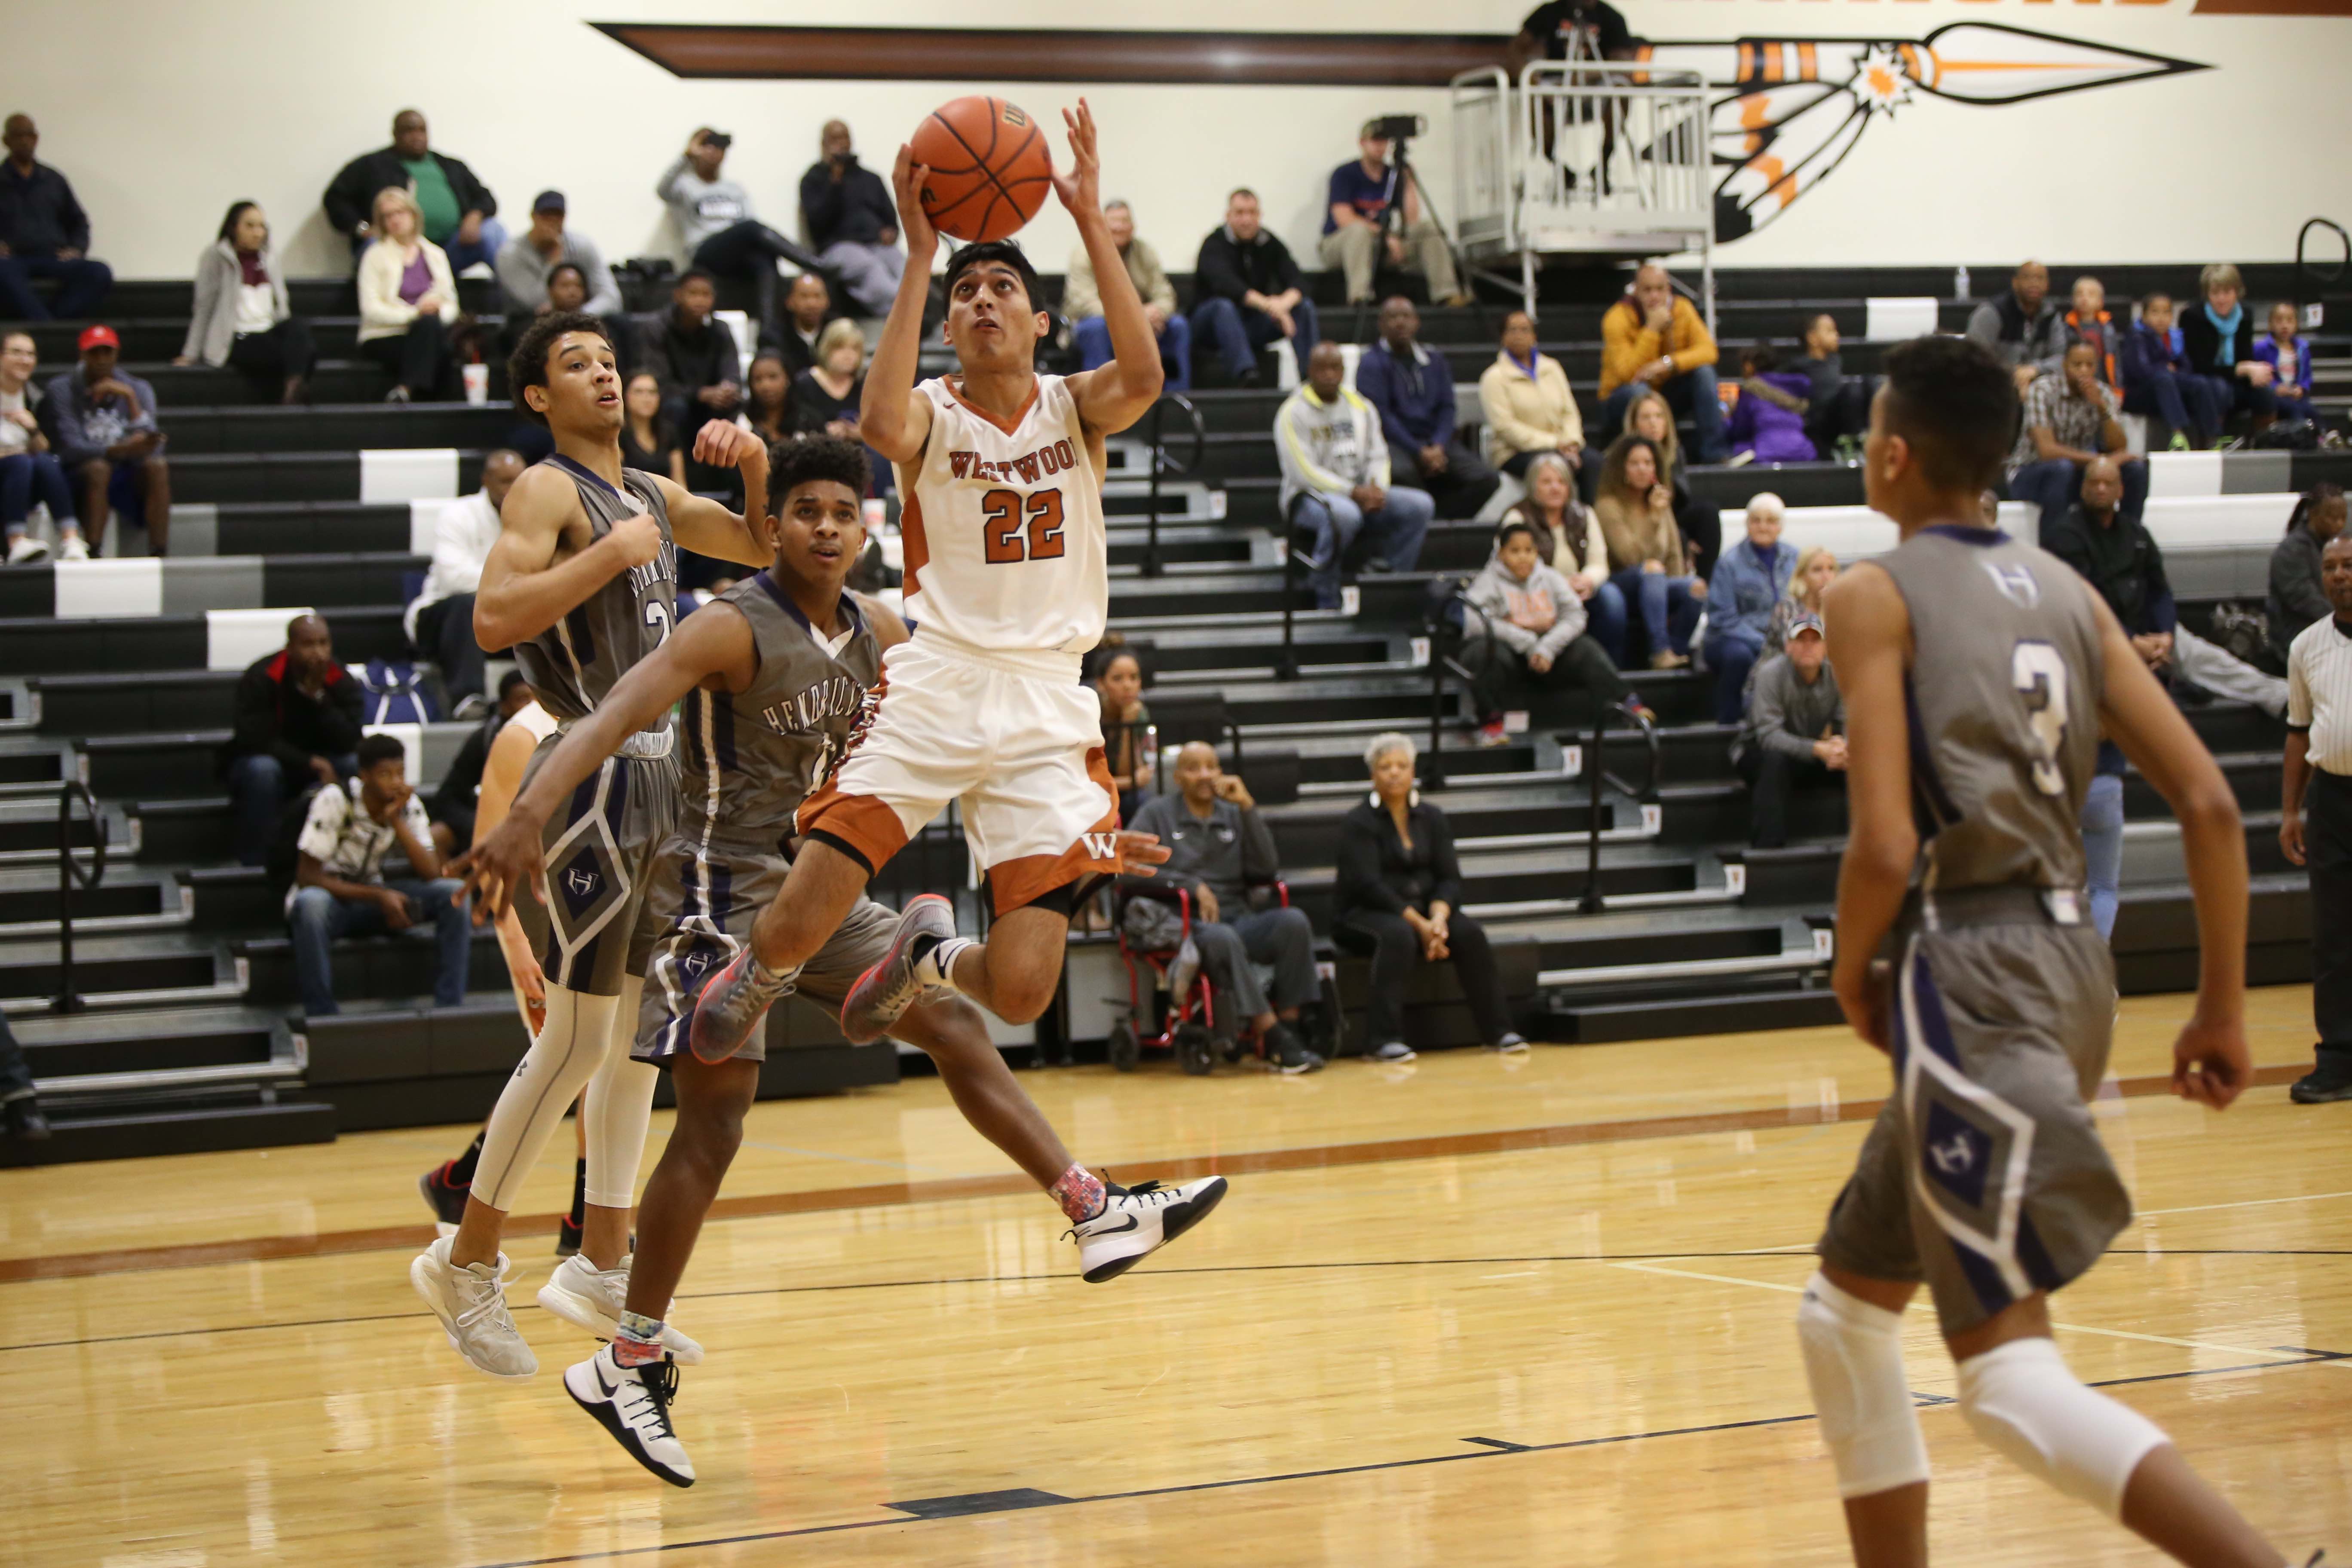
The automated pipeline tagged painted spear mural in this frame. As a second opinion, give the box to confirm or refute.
[1631,24,2208,239]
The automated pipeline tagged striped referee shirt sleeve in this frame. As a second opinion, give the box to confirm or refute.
[2289,635,2313,732]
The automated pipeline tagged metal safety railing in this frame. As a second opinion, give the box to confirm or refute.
[1139,394,1205,579]
[2297,217,2348,294]
[1421,587,1502,791]
[52,780,110,1014]
[1451,59,1716,328]
[1574,700,1660,915]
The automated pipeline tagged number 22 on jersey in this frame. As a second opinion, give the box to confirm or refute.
[980,487,1066,565]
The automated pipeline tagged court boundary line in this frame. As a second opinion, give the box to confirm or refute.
[0,1064,2310,1284]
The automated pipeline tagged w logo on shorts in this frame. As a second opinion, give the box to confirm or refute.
[1080,832,1121,860]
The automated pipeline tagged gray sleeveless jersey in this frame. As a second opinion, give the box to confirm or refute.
[677,572,880,843]
[1874,524,2104,892]
[512,456,679,723]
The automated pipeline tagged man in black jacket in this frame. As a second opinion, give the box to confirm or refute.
[756,273,834,378]
[220,614,364,867]
[640,270,741,472]
[0,114,113,321]
[323,109,503,271]
[1191,189,1319,388]
[800,121,902,316]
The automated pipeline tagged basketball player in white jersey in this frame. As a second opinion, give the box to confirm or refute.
[411,310,776,1380]
[690,103,1225,1251]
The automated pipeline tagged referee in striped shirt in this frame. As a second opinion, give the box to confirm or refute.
[2280,531,2352,1102]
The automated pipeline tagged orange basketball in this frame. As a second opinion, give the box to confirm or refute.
[910,95,1054,244]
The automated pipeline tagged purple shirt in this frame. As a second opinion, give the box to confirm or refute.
[398,249,432,306]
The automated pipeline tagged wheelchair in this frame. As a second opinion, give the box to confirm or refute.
[1104,879,1338,1074]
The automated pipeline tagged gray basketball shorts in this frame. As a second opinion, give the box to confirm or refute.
[523,737,680,998]
[634,835,899,1064]
[1816,899,2129,1337]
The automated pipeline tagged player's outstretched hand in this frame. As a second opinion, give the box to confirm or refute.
[693,420,768,472]
[2170,1010,2251,1110]
[891,144,937,257]
[1050,98,1099,218]
[1116,828,1170,876]
[445,810,549,925]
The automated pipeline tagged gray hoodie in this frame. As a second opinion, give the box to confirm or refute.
[658,156,757,253]
[1274,383,1389,514]
[1464,551,1587,660]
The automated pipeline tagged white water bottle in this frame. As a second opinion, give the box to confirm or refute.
[1954,264,1971,301]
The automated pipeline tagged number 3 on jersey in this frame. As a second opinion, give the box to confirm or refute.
[980,487,1066,565]
[2011,640,2069,796]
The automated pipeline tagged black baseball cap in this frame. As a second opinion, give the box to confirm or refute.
[532,190,565,214]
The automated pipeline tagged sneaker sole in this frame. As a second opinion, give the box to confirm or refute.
[408,1253,536,1381]
[563,1361,695,1488]
[840,894,954,1045]
[537,1279,705,1366]
[2290,1084,2352,1104]
[1082,1177,1229,1284]
[416,1170,465,1236]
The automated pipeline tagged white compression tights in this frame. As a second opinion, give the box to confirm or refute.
[469,977,655,1215]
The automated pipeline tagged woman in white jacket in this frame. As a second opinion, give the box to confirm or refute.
[175,202,315,404]
[358,187,459,402]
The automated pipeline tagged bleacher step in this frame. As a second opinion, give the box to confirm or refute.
[0,1099,335,1169]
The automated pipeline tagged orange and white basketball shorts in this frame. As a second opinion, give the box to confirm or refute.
[797,632,1122,915]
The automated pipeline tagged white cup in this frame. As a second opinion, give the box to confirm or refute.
[462,362,489,404]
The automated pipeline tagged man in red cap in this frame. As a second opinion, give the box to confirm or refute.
[42,324,168,557]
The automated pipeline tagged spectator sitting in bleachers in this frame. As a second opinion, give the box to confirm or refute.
[2007,340,2144,524]
[658,128,823,325]
[756,273,833,379]
[324,110,502,273]
[221,614,363,867]
[1191,189,1317,389]
[0,113,112,322]
[2120,291,2219,451]
[1,328,74,564]
[1593,432,1704,669]
[800,120,903,315]
[2043,455,2286,719]
[1758,544,1838,677]
[1965,259,2067,395]
[642,268,740,461]
[1092,644,1152,822]
[1464,520,1648,746]
[1732,613,1844,850]
[536,263,625,380]
[1320,122,1468,309]
[1126,742,1322,1072]
[1498,452,1621,660]
[788,320,864,438]
[176,202,316,406]
[743,349,793,447]
[1723,343,1815,466]
[1338,732,1526,1062]
[495,190,621,318]
[1479,310,1583,479]
[2257,300,2318,426]
[357,188,460,404]
[1598,263,1723,463]
[2064,275,2122,399]
[1702,491,1796,724]
[1357,297,1498,521]
[288,732,470,1019]
[2179,263,2279,437]
[1276,341,1431,609]
[427,668,535,856]
[1788,313,1871,459]
[1066,200,1189,393]
[2269,484,2346,665]
[1621,386,1720,577]
[46,324,170,556]
[620,370,685,486]
[406,448,523,718]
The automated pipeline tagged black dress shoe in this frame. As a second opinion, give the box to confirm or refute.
[5,1099,52,1140]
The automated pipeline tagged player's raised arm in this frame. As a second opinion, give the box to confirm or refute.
[1057,99,1163,436]
[473,465,659,650]
[861,144,940,465]
[2087,591,2252,1107]
[1821,562,1917,1051]
[655,422,773,567]
[449,604,757,920]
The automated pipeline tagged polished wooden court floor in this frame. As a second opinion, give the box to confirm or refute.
[9,984,2348,1567]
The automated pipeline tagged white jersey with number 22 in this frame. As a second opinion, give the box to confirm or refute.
[895,374,1106,665]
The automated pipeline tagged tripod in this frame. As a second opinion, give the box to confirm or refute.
[1357,129,1484,338]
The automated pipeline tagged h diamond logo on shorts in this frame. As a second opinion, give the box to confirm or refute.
[1929,1130,1976,1176]
[567,868,600,898]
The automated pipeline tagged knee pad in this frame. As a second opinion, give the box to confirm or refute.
[1956,1337,2168,1519]
[1795,1272,1931,1499]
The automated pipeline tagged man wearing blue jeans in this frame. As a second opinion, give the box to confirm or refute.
[288,733,469,1018]
[2005,342,2146,523]
[221,615,365,866]
[1191,190,1317,389]
[1277,342,1430,608]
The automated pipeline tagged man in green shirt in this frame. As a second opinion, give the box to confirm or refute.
[323,109,503,271]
